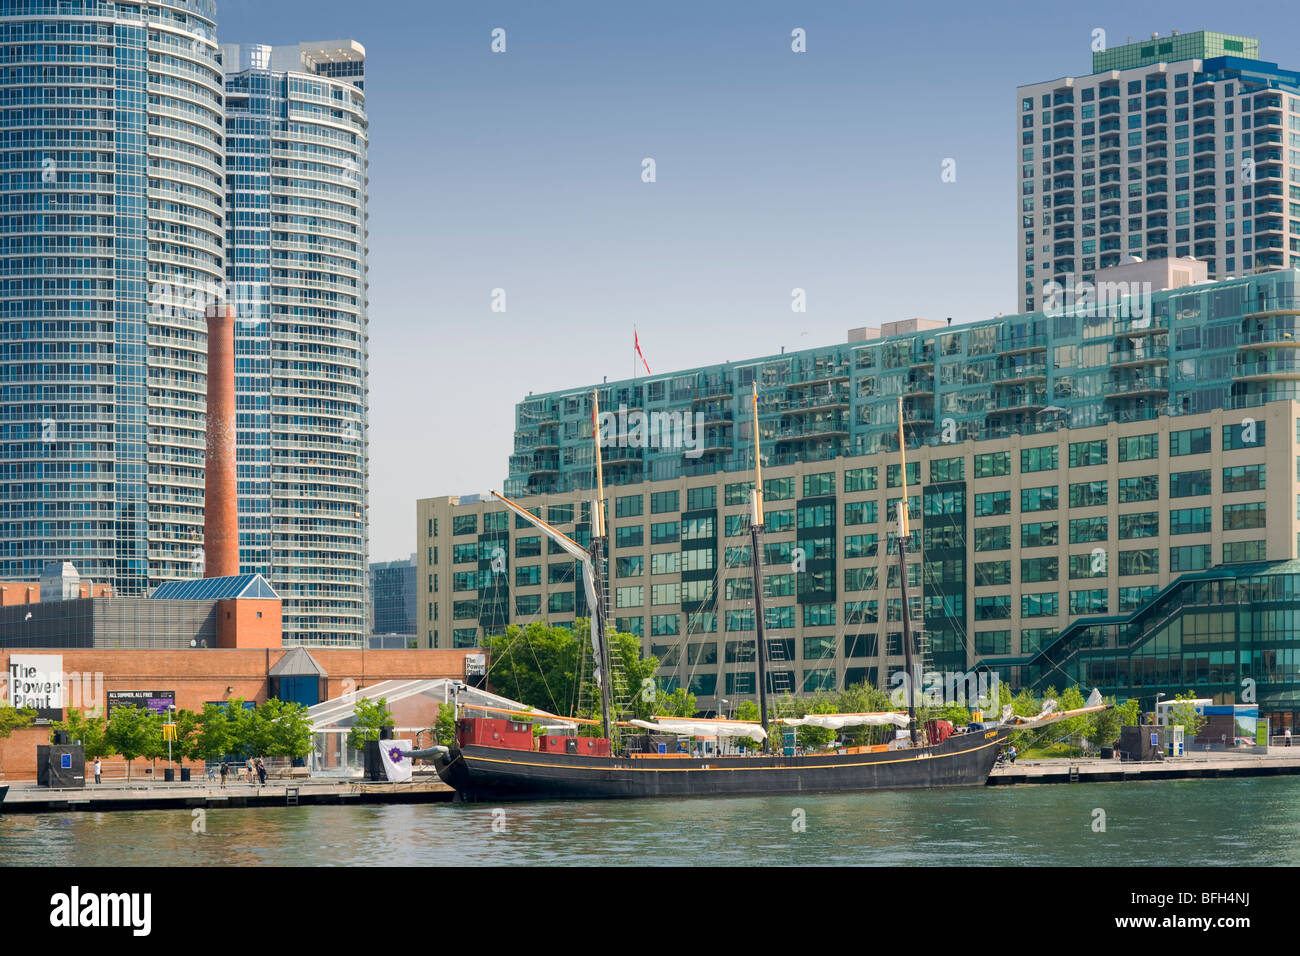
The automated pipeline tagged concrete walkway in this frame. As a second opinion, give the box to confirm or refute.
[989,747,1300,785]
[0,773,452,813]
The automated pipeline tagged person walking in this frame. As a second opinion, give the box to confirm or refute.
[256,757,267,786]
[93,756,102,785]
[219,762,228,789]
[246,756,254,784]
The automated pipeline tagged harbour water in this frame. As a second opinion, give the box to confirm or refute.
[3,777,1296,866]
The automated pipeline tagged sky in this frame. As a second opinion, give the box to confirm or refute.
[217,0,1294,563]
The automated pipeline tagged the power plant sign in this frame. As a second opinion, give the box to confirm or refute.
[6,653,64,723]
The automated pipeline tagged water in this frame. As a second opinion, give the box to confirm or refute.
[2,777,1297,866]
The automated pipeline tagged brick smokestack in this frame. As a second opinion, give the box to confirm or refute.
[203,303,239,578]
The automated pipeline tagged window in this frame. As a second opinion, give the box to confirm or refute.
[974,451,1011,478]
[764,476,795,501]
[615,525,644,548]
[1169,427,1211,456]
[1118,475,1159,502]
[844,467,878,492]
[1222,421,1265,450]
[1223,502,1266,530]
[616,556,643,578]
[975,595,1011,620]
[844,500,878,525]
[1068,552,1107,579]
[886,461,920,488]
[803,472,835,497]
[1021,556,1059,583]
[724,481,754,506]
[548,504,574,524]
[1223,540,1266,563]
[1068,588,1108,615]
[1118,433,1158,461]
[515,594,541,616]
[548,592,575,614]
[1021,592,1059,617]
[651,521,680,544]
[1222,465,1265,493]
[974,560,1011,586]
[930,456,964,482]
[725,514,749,537]
[974,525,1011,551]
[1170,543,1212,572]
[1119,586,1157,613]
[1068,516,1108,543]
[843,567,877,591]
[975,491,1011,516]
[616,616,644,637]
[1169,470,1211,497]
[766,508,794,531]
[1068,439,1108,467]
[802,604,836,629]
[1021,485,1059,512]
[516,536,541,558]
[515,564,541,586]
[1020,445,1059,473]
[1069,480,1108,508]
[844,533,878,558]
[650,614,680,636]
[615,494,643,517]
[681,515,715,540]
[686,486,716,510]
[975,631,1011,655]
[1119,512,1159,538]
[1118,548,1158,575]
[452,514,478,535]
[615,586,644,608]
[650,491,679,514]
[1168,507,1210,535]
[651,551,681,575]
[484,511,508,532]
[1021,521,1059,548]
[549,562,576,584]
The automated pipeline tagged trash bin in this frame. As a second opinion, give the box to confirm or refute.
[164,768,175,782]
[1099,747,1114,759]
[180,768,191,782]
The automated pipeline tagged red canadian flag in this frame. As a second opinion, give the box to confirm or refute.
[635,329,651,375]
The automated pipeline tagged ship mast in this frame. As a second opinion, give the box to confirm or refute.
[896,396,918,747]
[590,390,615,742]
[748,383,772,749]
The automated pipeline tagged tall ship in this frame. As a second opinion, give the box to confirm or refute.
[435,391,1099,801]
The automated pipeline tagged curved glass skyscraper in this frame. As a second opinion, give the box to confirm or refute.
[222,41,369,646]
[0,0,223,594]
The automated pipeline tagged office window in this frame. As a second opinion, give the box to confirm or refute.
[1021,556,1059,583]
[974,560,1011,586]
[548,504,574,524]
[650,521,680,544]
[1169,427,1211,456]
[1068,439,1108,467]
[452,514,478,535]
[651,491,679,514]
[1169,469,1211,498]
[615,494,644,517]
[975,491,1011,516]
[515,564,541,586]
[844,500,878,525]
[1168,507,1210,535]
[1021,485,1059,512]
[1119,512,1159,538]
[930,456,964,482]
[1223,540,1266,563]
[616,556,643,578]
[844,533,878,558]
[1170,543,1212,572]
[1222,465,1265,493]
[844,467,878,492]
[764,476,795,500]
[974,451,1011,478]
[975,596,1011,620]
[975,631,1011,655]
[1069,480,1108,508]
[974,525,1011,551]
[1118,433,1158,461]
[1222,420,1265,450]
[1223,502,1266,530]
[724,481,754,506]
[886,461,920,488]
[686,486,717,510]
[650,614,680,637]
[1068,588,1108,615]
[1118,548,1158,576]
[1118,475,1159,502]
[1021,521,1058,548]
[1021,592,1059,617]
[1118,586,1157,613]
[1020,445,1059,473]
[803,472,835,497]
[1068,516,1108,543]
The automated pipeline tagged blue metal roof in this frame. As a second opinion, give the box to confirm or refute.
[148,574,279,601]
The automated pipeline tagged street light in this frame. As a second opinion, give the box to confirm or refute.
[1154,692,1166,725]
[717,698,730,756]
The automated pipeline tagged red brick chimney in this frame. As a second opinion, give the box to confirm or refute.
[204,303,240,578]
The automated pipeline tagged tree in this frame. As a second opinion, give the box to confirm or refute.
[835,681,895,747]
[105,705,155,781]
[732,699,763,751]
[193,702,233,763]
[51,708,111,759]
[485,622,584,714]
[1089,696,1132,748]
[0,703,35,740]
[433,702,456,748]
[259,699,313,759]
[1166,692,1206,739]
[347,696,394,752]
[171,709,200,762]
[649,684,696,718]
[223,698,255,759]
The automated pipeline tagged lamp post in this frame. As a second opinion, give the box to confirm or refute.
[717,698,729,755]
[1154,692,1166,726]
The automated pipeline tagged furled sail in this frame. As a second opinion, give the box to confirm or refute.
[630,718,769,741]
[998,691,1109,730]
[776,713,910,729]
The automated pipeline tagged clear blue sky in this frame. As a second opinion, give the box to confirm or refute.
[218,0,1289,562]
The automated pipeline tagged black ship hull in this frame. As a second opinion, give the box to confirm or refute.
[0,784,7,809]
[435,728,1009,801]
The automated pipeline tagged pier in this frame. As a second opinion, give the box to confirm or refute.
[0,774,454,814]
[989,748,1300,785]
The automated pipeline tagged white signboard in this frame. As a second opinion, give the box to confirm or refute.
[7,654,64,723]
